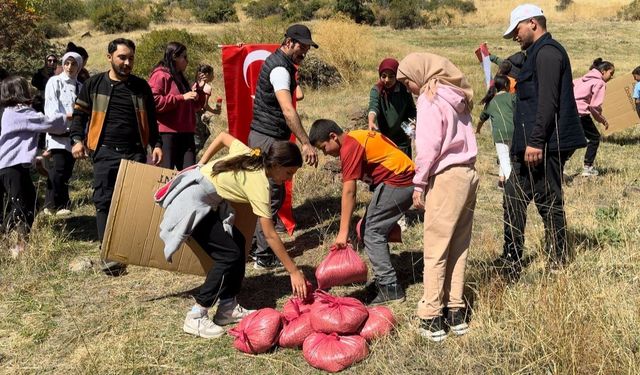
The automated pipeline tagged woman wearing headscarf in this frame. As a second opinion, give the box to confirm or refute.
[367,57,416,158]
[148,42,207,170]
[43,52,83,215]
[396,52,478,342]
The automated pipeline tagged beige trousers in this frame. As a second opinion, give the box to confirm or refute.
[416,165,479,319]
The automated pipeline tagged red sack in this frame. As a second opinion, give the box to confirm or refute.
[358,306,397,341]
[278,313,314,348]
[310,290,369,334]
[282,297,313,322]
[228,308,282,354]
[315,244,368,290]
[303,332,369,373]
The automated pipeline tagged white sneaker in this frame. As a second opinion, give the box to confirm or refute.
[55,209,72,216]
[581,166,599,177]
[397,215,408,231]
[183,310,225,338]
[214,301,255,326]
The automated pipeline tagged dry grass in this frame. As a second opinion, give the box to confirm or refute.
[3,7,640,374]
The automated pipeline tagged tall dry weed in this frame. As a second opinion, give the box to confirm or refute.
[312,17,376,83]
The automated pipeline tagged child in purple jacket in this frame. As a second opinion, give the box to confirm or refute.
[0,76,66,258]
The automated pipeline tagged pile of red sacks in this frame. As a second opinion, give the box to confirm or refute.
[229,289,397,373]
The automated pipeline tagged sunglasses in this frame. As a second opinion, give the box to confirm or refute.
[47,59,58,63]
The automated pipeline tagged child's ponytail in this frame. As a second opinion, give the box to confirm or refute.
[590,58,614,73]
[211,148,266,177]
[480,75,510,108]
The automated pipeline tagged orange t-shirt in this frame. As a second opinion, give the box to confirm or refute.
[340,130,415,187]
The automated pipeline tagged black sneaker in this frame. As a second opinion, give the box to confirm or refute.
[367,282,406,305]
[253,256,283,270]
[446,309,469,336]
[418,316,447,342]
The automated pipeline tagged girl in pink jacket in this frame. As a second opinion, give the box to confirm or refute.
[573,58,615,177]
[397,53,478,342]
[148,42,207,170]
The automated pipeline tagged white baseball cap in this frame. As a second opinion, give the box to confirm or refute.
[503,4,544,38]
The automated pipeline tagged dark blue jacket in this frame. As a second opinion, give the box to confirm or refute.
[250,48,297,140]
[513,33,585,155]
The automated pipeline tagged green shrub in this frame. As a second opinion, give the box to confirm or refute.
[284,0,324,21]
[244,0,285,19]
[297,54,342,89]
[0,0,57,75]
[424,0,476,14]
[335,0,375,24]
[149,3,168,23]
[38,18,70,38]
[191,0,238,23]
[388,0,423,29]
[91,2,150,34]
[134,28,217,79]
[21,0,86,22]
[618,0,640,21]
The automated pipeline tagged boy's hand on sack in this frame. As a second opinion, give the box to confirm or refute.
[290,270,307,300]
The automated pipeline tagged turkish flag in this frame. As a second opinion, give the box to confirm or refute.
[474,42,493,89]
[221,44,297,235]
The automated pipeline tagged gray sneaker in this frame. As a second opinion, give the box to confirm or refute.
[581,166,599,177]
[214,302,255,326]
[183,310,225,338]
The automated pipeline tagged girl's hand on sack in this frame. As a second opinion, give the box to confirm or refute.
[290,270,307,300]
[334,230,349,249]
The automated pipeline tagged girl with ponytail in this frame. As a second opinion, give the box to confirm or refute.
[573,57,615,177]
[477,74,515,188]
[156,132,305,339]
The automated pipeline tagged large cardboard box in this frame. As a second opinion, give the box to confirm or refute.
[100,160,257,276]
[602,72,640,135]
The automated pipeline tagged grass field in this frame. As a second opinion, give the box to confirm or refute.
[2,2,640,374]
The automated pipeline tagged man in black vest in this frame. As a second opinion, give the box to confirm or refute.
[248,24,319,269]
[499,4,585,275]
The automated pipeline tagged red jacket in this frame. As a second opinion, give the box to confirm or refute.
[148,66,206,133]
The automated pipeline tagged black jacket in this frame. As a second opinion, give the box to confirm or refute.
[250,48,297,140]
[513,33,585,155]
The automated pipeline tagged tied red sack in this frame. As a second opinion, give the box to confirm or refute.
[315,244,368,290]
[279,296,315,348]
[310,290,369,334]
[303,332,369,373]
[358,306,397,341]
[278,312,314,348]
[228,308,282,354]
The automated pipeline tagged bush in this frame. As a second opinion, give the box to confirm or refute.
[335,0,375,24]
[556,0,573,11]
[424,0,476,14]
[283,0,324,21]
[149,3,168,23]
[0,0,56,76]
[244,0,285,19]
[389,0,423,29]
[216,18,285,45]
[191,0,238,23]
[618,0,640,21]
[134,28,217,79]
[91,2,150,34]
[24,0,87,22]
[423,8,455,28]
[38,18,70,38]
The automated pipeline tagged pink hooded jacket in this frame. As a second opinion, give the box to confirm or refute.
[573,68,607,124]
[148,66,206,133]
[413,85,477,191]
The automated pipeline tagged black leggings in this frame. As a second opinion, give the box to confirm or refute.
[581,115,600,166]
[191,210,246,308]
[0,165,36,236]
[45,149,75,210]
[160,133,196,171]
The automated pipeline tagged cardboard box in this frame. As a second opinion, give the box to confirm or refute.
[602,72,640,135]
[100,160,257,276]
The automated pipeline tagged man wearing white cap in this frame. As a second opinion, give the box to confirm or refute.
[499,4,585,274]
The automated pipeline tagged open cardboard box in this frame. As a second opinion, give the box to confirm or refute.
[602,72,640,135]
[100,160,257,276]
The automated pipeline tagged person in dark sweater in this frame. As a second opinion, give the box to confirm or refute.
[499,4,585,275]
[31,54,58,95]
[247,24,319,269]
[70,38,163,276]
